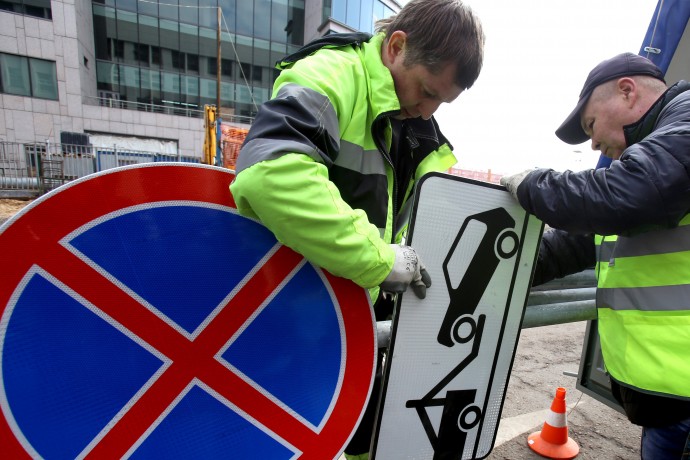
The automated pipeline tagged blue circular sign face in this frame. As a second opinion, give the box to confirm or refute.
[0,164,376,459]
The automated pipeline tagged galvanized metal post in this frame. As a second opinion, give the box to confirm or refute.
[376,270,598,346]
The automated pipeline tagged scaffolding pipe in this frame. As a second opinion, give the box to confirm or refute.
[375,299,598,346]
[375,270,598,347]
[521,300,596,329]
[527,287,596,306]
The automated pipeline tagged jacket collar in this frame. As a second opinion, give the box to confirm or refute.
[361,33,402,119]
[624,80,690,145]
[276,32,372,68]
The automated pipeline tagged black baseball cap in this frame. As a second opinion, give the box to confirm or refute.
[555,52,665,145]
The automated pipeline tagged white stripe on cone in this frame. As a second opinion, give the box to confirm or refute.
[545,409,567,428]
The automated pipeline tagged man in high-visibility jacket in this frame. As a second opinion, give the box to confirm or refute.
[502,53,690,459]
[231,1,485,458]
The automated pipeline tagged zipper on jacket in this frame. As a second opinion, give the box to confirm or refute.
[372,112,399,236]
[400,124,427,207]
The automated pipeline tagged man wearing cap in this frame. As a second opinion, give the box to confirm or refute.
[501,52,690,458]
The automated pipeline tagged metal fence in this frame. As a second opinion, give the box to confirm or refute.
[0,141,201,197]
[83,96,256,126]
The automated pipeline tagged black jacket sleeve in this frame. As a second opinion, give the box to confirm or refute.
[516,87,690,236]
[532,228,596,287]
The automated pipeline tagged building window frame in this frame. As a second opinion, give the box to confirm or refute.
[0,0,52,20]
[0,52,58,100]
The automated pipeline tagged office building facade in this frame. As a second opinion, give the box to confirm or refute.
[0,0,400,159]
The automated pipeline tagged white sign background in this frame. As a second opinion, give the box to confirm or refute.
[371,173,543,460]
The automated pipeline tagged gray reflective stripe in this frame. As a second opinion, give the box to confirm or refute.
[235,83,340,173]
[597,284,690,311]
[276,84,341,141]
[612,223,690,258]
[596,239,617,262]
[335,140,386,175]
[236,138,321,172]
[333,139,388,239]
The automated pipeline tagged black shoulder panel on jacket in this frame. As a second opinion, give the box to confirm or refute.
[276,32,373,69]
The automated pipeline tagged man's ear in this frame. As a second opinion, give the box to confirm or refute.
[617,77,637,106]
[384,30,407,64]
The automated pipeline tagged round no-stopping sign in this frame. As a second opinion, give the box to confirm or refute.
[0,163,375,459]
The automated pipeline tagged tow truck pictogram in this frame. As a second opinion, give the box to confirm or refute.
[406,207,520,459]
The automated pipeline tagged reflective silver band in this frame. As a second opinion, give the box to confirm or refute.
[276,83,340,142]
[597,284,690,311]
[335,140,386,175]
[613,223,690,258]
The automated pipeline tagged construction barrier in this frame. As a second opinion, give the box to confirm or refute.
[221,125,249,171]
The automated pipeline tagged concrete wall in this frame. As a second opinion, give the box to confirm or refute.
[303,0,324,43]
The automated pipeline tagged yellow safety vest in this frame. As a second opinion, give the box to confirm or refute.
[594,214,690,399]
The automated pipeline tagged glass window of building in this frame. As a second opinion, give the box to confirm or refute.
[236,1,253,36]
[187,54,200,72]
[331,0,346,24]
[0,53,57,99]
[327,0,397,34]
[29,57,58,99]
[179,0,199,25]
[151,46,162,66]
[239,62,252,82]
[138,0,157,16]
[171,50,185,71]
[0,0,52,19]
[135,43,149,65]
[198,0,217,30]
[359,0,374,33]
[91,0,305,118]
[373,1,395,24]
[254,0,271,40]
[159,0,178,21]
[221,58,233,77]
[0,53,31,97]
[345,0,360,29]
[270,0,287,43]
[116,0,137,13]
[114,39,125,59]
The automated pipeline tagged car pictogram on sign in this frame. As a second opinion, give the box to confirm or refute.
[437,207,519,347]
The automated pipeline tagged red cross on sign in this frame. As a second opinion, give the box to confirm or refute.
[0,163,376,459]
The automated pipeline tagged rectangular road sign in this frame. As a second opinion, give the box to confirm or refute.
[371,173,543,460]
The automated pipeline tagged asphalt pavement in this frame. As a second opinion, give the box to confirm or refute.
[339,321,640,460]
[487,321,640,459]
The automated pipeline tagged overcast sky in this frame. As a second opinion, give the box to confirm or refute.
[432,0,660,174]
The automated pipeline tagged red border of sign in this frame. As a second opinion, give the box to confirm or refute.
[0,163,376,459]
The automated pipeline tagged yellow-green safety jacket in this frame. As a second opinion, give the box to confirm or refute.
[595,214,690,400]
[230,32,457,298]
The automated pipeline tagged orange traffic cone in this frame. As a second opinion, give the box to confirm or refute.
[527,387,579,459]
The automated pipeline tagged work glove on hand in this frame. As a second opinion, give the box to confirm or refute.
[380,244,432,299]
[499,169,533,200]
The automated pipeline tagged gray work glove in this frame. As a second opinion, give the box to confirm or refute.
[499,169,533,200]
[380,244,432,299]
